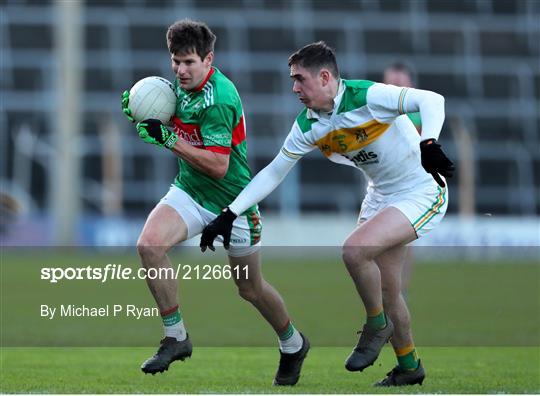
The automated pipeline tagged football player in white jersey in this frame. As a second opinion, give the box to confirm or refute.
[200,41,454,387]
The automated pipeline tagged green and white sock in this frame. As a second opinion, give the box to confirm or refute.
[278,321,303,353]
[161,305,186,341]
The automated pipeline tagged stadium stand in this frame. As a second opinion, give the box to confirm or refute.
[2,0,539,217]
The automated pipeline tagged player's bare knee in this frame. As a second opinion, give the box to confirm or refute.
[342,242,374,269]
[342,243,358,266]
[237,283,262,303]
[136,234,167,265]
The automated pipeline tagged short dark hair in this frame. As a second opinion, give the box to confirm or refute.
[288,41,339,78]
[384,61,416,85]
[166,19,216,60]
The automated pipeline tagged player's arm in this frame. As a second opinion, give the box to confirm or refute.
[200,153,298,252]
[200,122,315,252]
[122,90,227,177]
[230,153,297,214]
[170,140,229,179]
[134,119,229,179]
[136,104,238,179]
[178,103,239,179]
[367,83,444,140]
[367,84,454,187]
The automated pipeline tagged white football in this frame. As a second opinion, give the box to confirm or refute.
[128,76,177,123]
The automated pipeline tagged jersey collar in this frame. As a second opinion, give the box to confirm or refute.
[189,67,215,92]
[306,78,345,120]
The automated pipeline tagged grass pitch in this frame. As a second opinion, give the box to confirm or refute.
[1,346,538,393]
[1,249,539,393]
[2,250,539,347]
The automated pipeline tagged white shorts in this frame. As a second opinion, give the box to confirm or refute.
[159,186,262,257]
[359,183,448,238]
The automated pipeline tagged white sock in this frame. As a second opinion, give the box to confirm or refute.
[279,325,303,353]
[164,320,187,341]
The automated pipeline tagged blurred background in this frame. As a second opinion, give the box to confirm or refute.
[1,0,539,248]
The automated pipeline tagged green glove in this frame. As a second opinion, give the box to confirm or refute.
[136,119,178,149]
[121,90,135,122]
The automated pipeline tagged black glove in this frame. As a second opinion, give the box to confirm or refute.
[200,207,237,252]
[137,119,178,149]
[420,139,455,188]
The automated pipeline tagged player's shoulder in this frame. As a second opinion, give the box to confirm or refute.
[338,79,377,114]
[343,79,376,91]
[294,107,317,134]
[207,67,241,106]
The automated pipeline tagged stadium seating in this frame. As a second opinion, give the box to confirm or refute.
[1,0,538,216]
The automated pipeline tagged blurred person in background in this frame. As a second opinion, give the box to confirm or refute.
[201,41,454,387]
[383,61,420,297]
[121,19,308,386]
[0,193,21,236]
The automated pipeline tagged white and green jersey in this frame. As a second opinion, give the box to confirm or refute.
[280,80,435,195]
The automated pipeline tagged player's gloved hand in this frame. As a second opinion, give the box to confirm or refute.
[200,207,237,252]
[420,138,455,188]
[121,90,135,123]
[136,119,178,149]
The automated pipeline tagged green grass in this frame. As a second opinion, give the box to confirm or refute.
[1,346,538,393]
[1,249,539,393]
[2,250,539,347]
